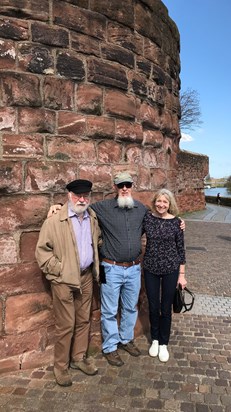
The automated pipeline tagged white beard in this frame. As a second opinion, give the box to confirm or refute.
[70,202,88,215]
[117,195,134,209]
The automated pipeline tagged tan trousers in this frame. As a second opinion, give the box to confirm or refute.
[51,271,93,370]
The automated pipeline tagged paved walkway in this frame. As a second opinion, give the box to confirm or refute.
[0,204,231,412]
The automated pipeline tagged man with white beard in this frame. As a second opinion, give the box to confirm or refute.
[90,171,147,366]
[35,179,101,386]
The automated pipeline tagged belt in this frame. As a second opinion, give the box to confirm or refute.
[101,258,140,267]
[80,264,93,276]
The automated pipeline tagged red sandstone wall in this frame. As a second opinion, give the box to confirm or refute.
[176,150,209,212]
[0,0,184,372]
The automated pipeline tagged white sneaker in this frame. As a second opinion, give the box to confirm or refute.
[158,345,169,362]
[149,340,159,357]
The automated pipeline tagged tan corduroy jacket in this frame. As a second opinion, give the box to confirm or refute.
[35,203,102,289]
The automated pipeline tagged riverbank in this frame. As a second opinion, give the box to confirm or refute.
[205,195,231,207]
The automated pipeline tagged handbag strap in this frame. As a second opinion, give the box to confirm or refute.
[181,286,195,313]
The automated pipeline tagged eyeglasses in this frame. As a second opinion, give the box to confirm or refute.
[70,192,91,200]
[116,182,133,189]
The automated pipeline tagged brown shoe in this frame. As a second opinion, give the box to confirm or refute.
[70,357,98,376]
[53,367,72,387]
[118,341,141,357]
[103,350,124,367]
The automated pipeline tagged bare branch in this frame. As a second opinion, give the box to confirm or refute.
[179,88,203,131]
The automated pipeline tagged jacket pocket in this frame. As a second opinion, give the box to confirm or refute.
[47,256,61,277]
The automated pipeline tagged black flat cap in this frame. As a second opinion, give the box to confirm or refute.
[66,179,92,194]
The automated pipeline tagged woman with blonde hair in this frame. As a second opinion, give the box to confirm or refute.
[143,188,187,362]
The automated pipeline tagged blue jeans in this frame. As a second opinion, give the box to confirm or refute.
[100,262,141,353]
[144,269,179,345]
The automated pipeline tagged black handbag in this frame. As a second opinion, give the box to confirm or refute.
[173,284,195,313]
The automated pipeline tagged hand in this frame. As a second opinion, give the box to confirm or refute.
[47,204,62,218]
[178,273,187,289]
[179,218,185,231]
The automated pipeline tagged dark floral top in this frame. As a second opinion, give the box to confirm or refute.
[143,211,186,275]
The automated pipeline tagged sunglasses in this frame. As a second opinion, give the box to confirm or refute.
[116,182,133,189]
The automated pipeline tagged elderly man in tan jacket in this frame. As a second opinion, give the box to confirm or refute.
[35,179,101,387]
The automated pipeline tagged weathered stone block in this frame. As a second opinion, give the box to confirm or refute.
[0,39,16,69]
[104,90,136,119]
[2,133,44,158]
[18,107,55,133]
[0,301,3,334]
[20,232,39,262]
[98,141,122,164]
[54,2,106,39]
[88,57,128,90]
[101,44,134,68]
[31,22,69,47]
[0,107,16,131]
[150,168,167,188]
[139,102,160,130]
[125,146,142,165]
[43,77,74,110]
[0,195,50,232]
[144,38,165,66]
[58,112,86,135]
[0,72,41,107]
[0,1,49,22]
[135,2,162,47]
[143,130,163,147]
[0,160,22,193]
[136,166,151,191]
[130,73,147,97]
[47,136,96,162]
[116,120,143,143]
[56,52,85,81]
[107,22,143,55]
[21,346,54,370]
[0,327,53,358]
[18,43,54,74]
[143,147,157,167]
[86,117,115,139]
[25,161,77,192]
[79,165,112,190]
[0,235,17,264]
[5,293,53,334]
[76,84,103,115]
[0,18,29,40]
[0,262,46,295]
[136,57,152,77]
[0,355,20,374]
[71,32,100,57]
[91,0,134,28]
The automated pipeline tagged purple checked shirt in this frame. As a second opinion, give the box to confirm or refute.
[68,205,93,271]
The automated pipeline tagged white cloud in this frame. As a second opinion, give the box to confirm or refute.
[181,133,194,142]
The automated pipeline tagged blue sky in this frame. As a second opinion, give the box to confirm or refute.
[162,0,231,179]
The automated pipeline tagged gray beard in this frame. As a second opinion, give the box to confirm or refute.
[117,195,134,209]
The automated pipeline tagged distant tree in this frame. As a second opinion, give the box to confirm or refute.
[179,88,203,131]
[226,175,231,193]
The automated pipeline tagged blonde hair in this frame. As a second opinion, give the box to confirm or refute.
[151,188,179,216]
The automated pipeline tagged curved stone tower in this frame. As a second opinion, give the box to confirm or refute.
[0,0,182,372]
